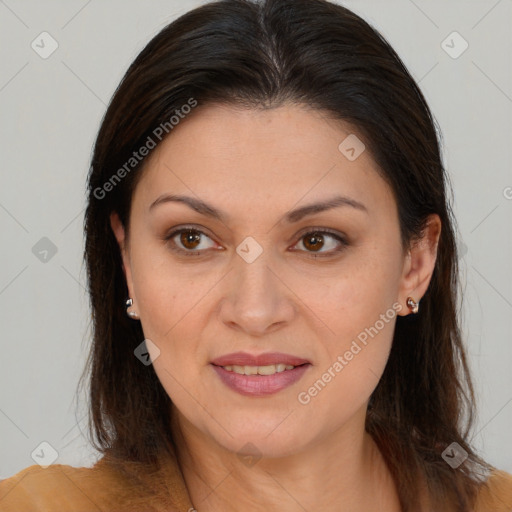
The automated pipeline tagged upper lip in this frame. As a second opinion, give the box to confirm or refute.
[211,352,310,367]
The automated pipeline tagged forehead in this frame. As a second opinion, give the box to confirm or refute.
[133,102,395,223]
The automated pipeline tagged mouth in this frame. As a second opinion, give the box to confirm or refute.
[210,352,311,396]
[218,363,305,376]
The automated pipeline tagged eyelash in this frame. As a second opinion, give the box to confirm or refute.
[163,225,349,259]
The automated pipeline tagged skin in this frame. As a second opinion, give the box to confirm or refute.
[111,102,441,511]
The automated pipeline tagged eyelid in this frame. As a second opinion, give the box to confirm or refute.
[290,227,348,256]
[294,226,347,242]
[162,224,220,254]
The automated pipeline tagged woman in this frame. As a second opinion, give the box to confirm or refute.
[1,0,511,510]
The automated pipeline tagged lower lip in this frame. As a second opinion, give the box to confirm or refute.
[211,364,311,397]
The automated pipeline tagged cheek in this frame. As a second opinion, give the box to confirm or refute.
[300,253,400,352]
[295,251,400,408]
[131,243,206,336]
[297,315,396,432]
[136,270,206,420]
[129,246,214,397]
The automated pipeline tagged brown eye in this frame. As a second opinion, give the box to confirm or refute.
[179,229,202,250]
[302,232,326,252]
[293,229,348,257]
[164,227,217,256]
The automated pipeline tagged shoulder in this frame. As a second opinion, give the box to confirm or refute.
[0,458,159,511]
[474,469,512,511]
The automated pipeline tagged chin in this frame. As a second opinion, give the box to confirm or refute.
[208,419,308,460]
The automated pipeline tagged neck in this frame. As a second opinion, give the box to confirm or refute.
[170,405,402,512]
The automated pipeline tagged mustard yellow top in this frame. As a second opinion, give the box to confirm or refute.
[2,447,512,512]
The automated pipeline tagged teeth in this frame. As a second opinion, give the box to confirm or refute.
[222,364,296,375]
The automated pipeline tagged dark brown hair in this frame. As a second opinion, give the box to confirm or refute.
[82,0,495,510]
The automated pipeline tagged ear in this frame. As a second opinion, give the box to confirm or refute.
[110,211,136,302]
[397,213,442,316]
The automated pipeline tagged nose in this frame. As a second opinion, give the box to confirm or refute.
[218,250,296,337]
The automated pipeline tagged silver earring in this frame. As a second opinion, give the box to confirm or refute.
[406,296,419,314]
[125,297,140,320]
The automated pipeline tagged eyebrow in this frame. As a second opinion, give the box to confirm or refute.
[149,193,368,223]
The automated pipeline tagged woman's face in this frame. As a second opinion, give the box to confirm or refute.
[112,103,423,458]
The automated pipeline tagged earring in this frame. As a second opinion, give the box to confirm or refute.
[406,296,419,314]
[125,297,140,320]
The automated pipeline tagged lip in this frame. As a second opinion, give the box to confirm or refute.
[211,364,311,397]
[210,351,310,367]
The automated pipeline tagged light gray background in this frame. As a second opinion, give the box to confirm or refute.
[1,0,511,479]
